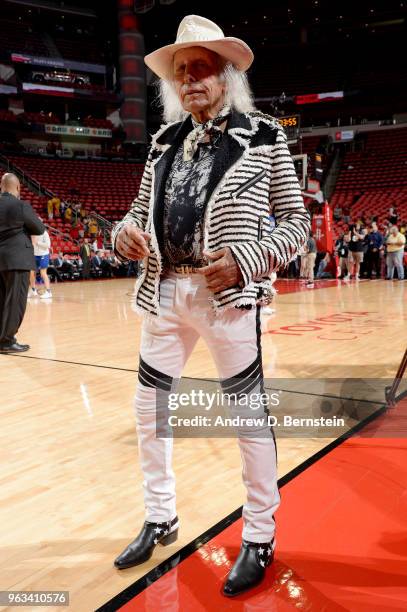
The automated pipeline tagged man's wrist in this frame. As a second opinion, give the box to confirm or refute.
[227,245,250,286]
[112,222,135,262]
[114,243,129,263]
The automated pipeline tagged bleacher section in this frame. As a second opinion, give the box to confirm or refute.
[16,184,79,254]
[4,127,406,254]
[331,127,407,234]
[53,37,104,64]
[0,8,106,64]
[0,110,18,123]
[7,134,322,224]
[6,156,144,223]
[0,109,113,129]
[254,64,402,98]
[0,19,50,58]
[19,111,61,125]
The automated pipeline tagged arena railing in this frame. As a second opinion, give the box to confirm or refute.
[45,224,80,251]
[0,154,53,198]
[0,153,113,247]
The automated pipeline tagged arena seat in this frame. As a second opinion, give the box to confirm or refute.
[13,184,78,254]
[7,126,406,250]
[330,127,407,237]
[0,110,18,123]
[6,156,144,225]
[0,18,50,57]
[53,37,104,63]
[18,112,61,125]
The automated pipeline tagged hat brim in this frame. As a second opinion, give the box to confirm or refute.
[144,37,254,80]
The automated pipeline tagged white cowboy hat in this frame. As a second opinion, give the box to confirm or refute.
[144,14,254,80]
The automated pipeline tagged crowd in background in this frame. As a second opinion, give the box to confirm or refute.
[46,187,100,244]
[31,240,137,288]
[334,205,406,280]
[40,199,406,287]
[281,206,406,285]
[46,248,134,282]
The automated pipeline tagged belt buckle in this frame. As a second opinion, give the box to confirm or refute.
[173,264,199,274]
[183,264,193,274]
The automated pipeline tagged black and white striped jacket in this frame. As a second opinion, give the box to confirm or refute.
[112,110,310,317]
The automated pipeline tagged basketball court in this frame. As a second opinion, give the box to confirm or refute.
[1,277,406,610]
[0,1,406,609]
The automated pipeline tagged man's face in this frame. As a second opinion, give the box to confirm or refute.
[173,47,225,115]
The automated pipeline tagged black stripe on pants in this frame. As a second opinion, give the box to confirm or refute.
[0,270,30,346]
[255,305,278,456]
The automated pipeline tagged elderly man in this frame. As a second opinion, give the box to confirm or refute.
[112,15,310,596]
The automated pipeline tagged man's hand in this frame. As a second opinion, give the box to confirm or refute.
[116,224,151,261]
[197,247,243,292]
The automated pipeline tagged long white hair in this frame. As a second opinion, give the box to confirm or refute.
[156,61,255,124]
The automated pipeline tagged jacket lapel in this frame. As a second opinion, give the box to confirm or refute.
[203,110,251,210]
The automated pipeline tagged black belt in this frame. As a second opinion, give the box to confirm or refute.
[166,263,205,274]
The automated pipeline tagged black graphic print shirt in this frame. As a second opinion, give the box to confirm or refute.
[163,140,218,265]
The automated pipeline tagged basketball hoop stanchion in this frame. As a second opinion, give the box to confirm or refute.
[385,348,407,408]
[301,177,336,275]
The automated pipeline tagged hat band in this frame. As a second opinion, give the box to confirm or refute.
[177,34,224,43]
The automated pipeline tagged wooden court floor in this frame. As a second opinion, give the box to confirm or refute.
[1,278,406,611]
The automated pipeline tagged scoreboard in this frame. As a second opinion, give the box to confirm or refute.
[278,114,300,143]
[277,115,305,188]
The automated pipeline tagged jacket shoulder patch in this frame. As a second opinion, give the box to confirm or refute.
[250,120,279,148]
[248,111,281,129]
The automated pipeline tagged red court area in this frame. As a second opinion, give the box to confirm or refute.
[102,397,407,612]
[274,278,340,294]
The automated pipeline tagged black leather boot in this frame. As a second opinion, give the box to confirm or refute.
[223,538,274,597]
[114,516,179,569]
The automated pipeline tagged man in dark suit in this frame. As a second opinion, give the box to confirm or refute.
[104,250,119,277]
[53,252,64,268]
[91,250,103,277]
[0,173,45,352]
[80,238,91,279]
[47,252,63,283]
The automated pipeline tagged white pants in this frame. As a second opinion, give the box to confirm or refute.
[134,271,280,542]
